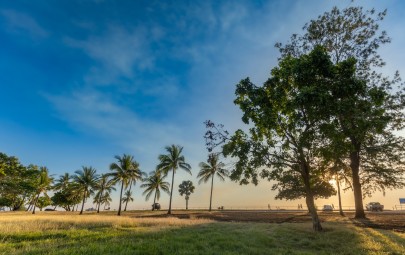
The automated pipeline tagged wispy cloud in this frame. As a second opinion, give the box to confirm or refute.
[0,9,48,38]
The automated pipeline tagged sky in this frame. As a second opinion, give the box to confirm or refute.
[1,0,404,211]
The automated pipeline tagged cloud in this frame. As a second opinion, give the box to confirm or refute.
[64,26,154,86]
[0,9,48,38]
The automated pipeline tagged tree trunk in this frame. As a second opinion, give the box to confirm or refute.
[97,190,103,213]
[350,150,365,219]
[336,172,344,216]
[301,162,322,231]
[124,181,132,212]
[79,190,86,215]
[186,196,189,210]
[152,189,157,211]
[168,169,175,215]
[32,193,40,215]
[209,174,214,211]
[118,181,125,216]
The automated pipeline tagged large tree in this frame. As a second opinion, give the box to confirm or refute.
[276,6,405,219]
[73,166,99,215]
[0,153,39,211]
[157,145,192,214]
[109,154,139,216]
[178,180,195,210]
[140,170,170,211]
[197,154,228,211]
[223,47,338,231]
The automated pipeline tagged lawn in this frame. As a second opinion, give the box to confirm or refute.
[0,211,404,255]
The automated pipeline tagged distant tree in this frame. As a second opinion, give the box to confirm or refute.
[275,5,405,219]
[73,166,99,215]
[178,180,195,210]
[198,154,228,211]
[36,195,52,211]
[94,174,115,213]
[32,166,53,214]
[123,162,145,212]
[140,170,170,211]
[157,145,192,214]
[108,154,139,216]
[122,190,134,211]
[53,173,71,191]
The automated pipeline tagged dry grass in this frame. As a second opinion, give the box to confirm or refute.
[0,211,212,234]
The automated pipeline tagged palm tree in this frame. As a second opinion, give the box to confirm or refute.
[53,172,71,191]
[122,190,134,211]
[32,166,53,214]
[123,162,145,212]
[94,174,115,213]
[109,154,139,216]
[198,153,229,211]
[140,170,170,210]
[73,166,99,215]
[157,145,192,214]
[178,180,195,210]
[101,192,112,210]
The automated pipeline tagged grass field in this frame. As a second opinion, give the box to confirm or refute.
[1,211,404,255]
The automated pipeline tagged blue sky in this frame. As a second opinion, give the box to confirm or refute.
[1,0,404,210]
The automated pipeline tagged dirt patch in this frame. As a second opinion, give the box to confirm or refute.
[136,210,405,231]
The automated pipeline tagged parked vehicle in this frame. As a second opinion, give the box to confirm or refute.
[322,205,333,212]
[152,203,161,210]
[85,207,96,211]
[366,202,384,212]
[44,208,56,211]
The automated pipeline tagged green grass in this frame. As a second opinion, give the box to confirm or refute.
[0,212,404,254]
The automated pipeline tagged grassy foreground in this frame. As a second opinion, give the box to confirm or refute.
[1,212,404,255]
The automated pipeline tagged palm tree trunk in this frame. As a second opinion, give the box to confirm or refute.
[97,190,103,213]
[209,174,214,211]
[168,169,175,215]
[152,189,157,211]
[336,172,344,216]
[32,193,40,215]
[124,181,132,212]
[118,181,124,216]
[80,190,86,215]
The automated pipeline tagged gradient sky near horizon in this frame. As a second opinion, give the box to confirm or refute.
[1,0,404,210]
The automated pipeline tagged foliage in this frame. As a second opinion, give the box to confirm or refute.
[0,153,39,211]
[94,174,115,213]
[36,195,52,211]
[157,145,192,214]
[275,5,405,219]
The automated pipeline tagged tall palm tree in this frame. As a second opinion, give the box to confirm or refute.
[109,154,139,216]
[73,166,99,215]
[94,174,115,213]
[122,190,134,211]
[157,145,191,214]
[140,170,170,210]
[32,166,53,214]
[198,153,229,211]
[101,192,112,210]
[178,180,195,210]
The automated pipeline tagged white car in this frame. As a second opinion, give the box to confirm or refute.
[322,205,333,211]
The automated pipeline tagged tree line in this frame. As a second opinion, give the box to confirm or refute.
[0,146,229,215]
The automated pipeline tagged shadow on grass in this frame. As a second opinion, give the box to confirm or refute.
[3,221,405,255]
